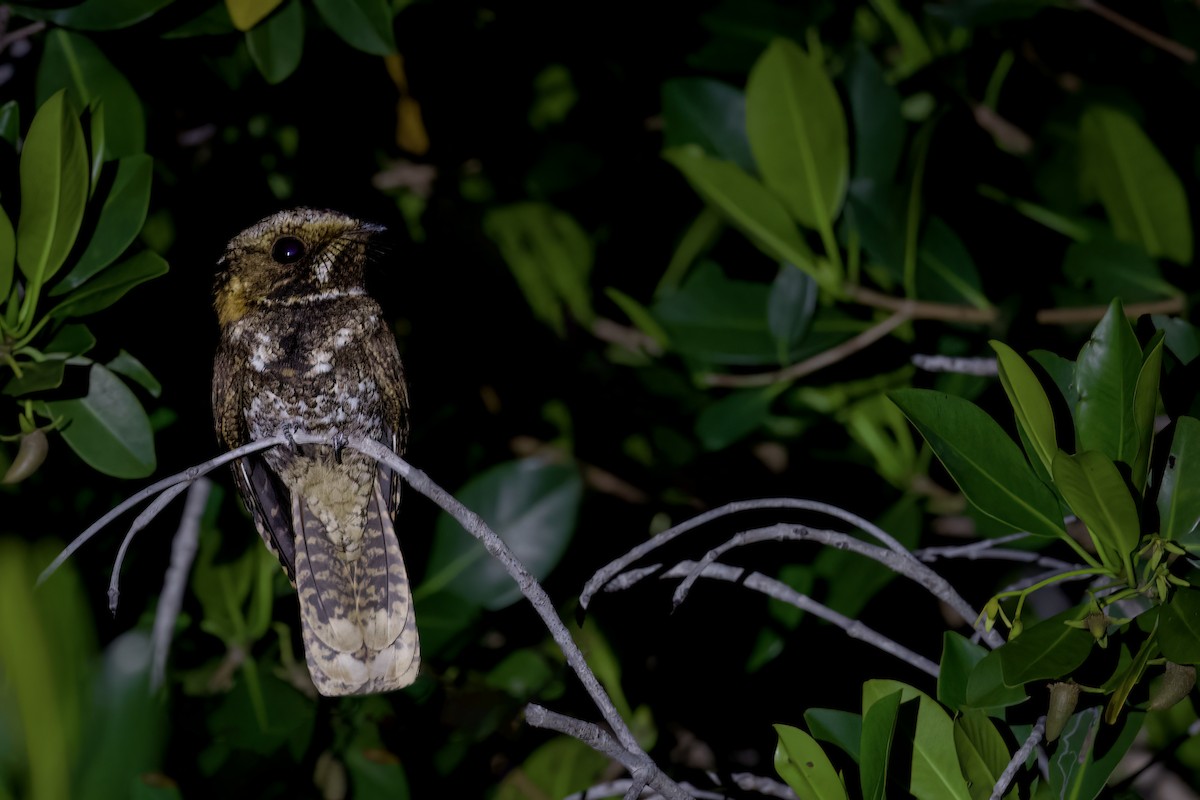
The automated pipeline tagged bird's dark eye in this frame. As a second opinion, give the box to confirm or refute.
[271,236,306,264]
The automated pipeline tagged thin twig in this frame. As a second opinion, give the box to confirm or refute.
[1036,296,1185,325]
[108,482,191,612]
[663,523,1001,649]
[915,536,1082,573]
[991,716,1045,800]
[844,285,997,323]
[702,310,908,388]
[1076,0,1196,63]
[582,498,921,611]
[655,560,940,677]
[150,479,210,690]
[0,20,45,54]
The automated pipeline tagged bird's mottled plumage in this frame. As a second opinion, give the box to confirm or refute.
[212,208,418,696]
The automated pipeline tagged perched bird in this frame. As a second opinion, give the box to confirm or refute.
[211,208,418,696]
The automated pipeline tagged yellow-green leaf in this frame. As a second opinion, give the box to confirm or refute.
[991,340,1056,477]
[1052,450,1139,574]
[225,0,283,30]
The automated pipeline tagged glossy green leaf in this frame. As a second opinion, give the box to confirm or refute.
[1152,315,1200,365]
[964,649,1027,711]
[746,38,848,232]
[767,264,818,360]
[658,206,722,297]
[51,250,169,319]
[225,0,283,30]
[1104,627,1155,724]
[45,323,97,356]
[999,607,1093,686]
[862,680,972,800]
[2,359,68,396]
[164,3,236,37]
[311,0,396,56]
[954,711,1011,800]
[889,388,1067,539]
[107,350,161,398]
[664,146,821,284]
[0,205,14,300]
[1159,589,1200,664]
[992,340,1057,477]
[420,458,581,610]
[17,90,89,287]
[1081,106,1191,263]
[1130,332,1164,490]
[604,287,669,348]
[1048,708,1144,800]
[661,78,755,173]
[246,0,304,84]
[44,364,156,477]
[1158,416,1200,541]
[918,218,990,309]
[0,99,18,146]
[846,44,903,184]
[939,632,988,712]
[773,724,848,800]
[1074,299,1142,466]
[494,737,607,800]
[805,708,862,763]
[696,386,779,450]
[37,29,145,159]
[1030,349,1079,412]
[1063,236,1178,303]
[859,688,900,800]
[845,179,905,278]
[54,154,153,294]
[1052,450,1138,573]
[88,101,106,194]
[21,0,174,30]
[651,261,774,366]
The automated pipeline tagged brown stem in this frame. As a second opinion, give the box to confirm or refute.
[1036,296,1186,325]
[1077,0,1196,63]
[0,20,46,54]
[845,284,998,323]
[703,309,909,388]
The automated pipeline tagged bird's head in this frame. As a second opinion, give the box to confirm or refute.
[214,207,386,327]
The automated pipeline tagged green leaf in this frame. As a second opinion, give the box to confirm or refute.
[1159,589,1200,664]
[107,350,161,398]
[917,218,990,309]
[954,711,1011,800]
[650,260,775,366]
[889,388,1067,539]
[16,90,89,287]
[1048,708,1144,800]
[1052,450,1139,573]
[804,708,862,764]
[939,632,989,713]
[964,648,1027,711]
[1130,332,1164,491]
[0,205,14,301]
[53,154,153,294]
[1152,315,1200,366]
[2,359,68,396]
[663,146,822,285]
[345,745,410,800]
[1063,236,1179,303]
[845,44,903,184]
[44,364,155,477]
[0,100,18,146]
[767,264,818,360]
[1158,417,1200,541]
[695,386,779,450]
[225,0,283,30]
[420,458,582,610]
[1104,627,1156,724]
[311,0,396,56]
[859,689,901,800]
[745,38,848,233]
[861,681,972,800]
[1074,299,1142,466]
[45,323,96,356]
[23,0,174,30]
[50,250,169,319]
[773,724,848,800]
[246,0,304,84]
[998,607,1093,686]
[604,287,669,348]
[37,29,145,159]
[661,78,755,173]
[88,101,106,194]
[494,737,607,800]
[1081,106,1191,263]
[992,340,1057,477]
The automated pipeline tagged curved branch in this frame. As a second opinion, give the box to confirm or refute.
[991,716,1045,800]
